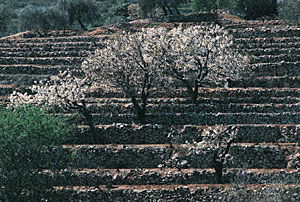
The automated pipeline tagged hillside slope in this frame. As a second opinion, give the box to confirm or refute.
[1,19,300,200]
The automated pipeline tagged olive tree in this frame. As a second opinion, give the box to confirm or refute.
[65,0,100,30]
[138,0,187,17]
[82,28,171,124]
[159,25,249,104]
[18,4,69,34]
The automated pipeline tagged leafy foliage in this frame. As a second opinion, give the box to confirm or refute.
[65,0,100,30]
[138,0,187,17]
[278,0,300,24]
[18,4,68,33]
[0,105,76,201]
[191,0,238,13]
[237,0,278,19]
[0,4,13,34]
[10,69,96,135]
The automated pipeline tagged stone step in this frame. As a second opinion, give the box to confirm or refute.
[7,86,300,99]
[247,47,300,56]
[0,41,102,49]
[49,168,300,186]
[9,86,300,99]
[85,96,300,104]
[229,76,300,88]
[0,50,90,58]
[0,46,97,52]
[0,35,101,43]
[236,41,300,49]
[75,112,300,125]
[86,87,300,99]
[54,184,300,201]
[0,57,84,65]
[253,61,300,77]
[74,124,299,144]
[0,74,50,85]
[67,143,292,169]
[229,27,300,38]
[223,20,288,29]
[251,54,300,64]
[234,37,300,45]
[84,102,300,114]
[0,64,71,75]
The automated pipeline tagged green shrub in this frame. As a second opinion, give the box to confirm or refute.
[237,0,278,19]
[0,4,13,34]
[18,4,68,33]
[138,0,187,17]
[278,0,300,24]
[65,0,100,30]
[191,0,238,13]
[0,105,76,201]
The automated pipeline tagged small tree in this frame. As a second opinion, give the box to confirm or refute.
[168,125,237,184]
[278,0,300,24]
[82,28,170,124]
[138,0,187,17]
[18,4,69,34]
[65,0,100,30]
[0,105,75,201]
[0,4,12,35]
[159,25,249,104]
[191,0,238,13]
[9,69,96,137]
[237,0,278,20]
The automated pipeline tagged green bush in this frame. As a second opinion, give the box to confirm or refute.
[18,4,68,33]
[191,0,238,13]
[0,4,13,34]
[65,0,100,30]
[278,0,300,24]
[138,0,187,17]
[0,105,76,201]
[237,0,278,19]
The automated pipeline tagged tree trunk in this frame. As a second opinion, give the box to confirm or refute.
[77,18,88,30]
[137,109,146,124]
[78,104,97,143]
[214,160,224,184]
[131,97,147,124]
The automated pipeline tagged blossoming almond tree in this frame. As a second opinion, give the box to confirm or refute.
[159,25,250,104]
[167,125,237,184]
[9,69,96,134]
[82,29,171,124]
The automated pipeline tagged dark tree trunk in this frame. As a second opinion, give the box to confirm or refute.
[77,102,97,143]
[77,18,88,30]
[131,97,147,124]
[214,159,224,184]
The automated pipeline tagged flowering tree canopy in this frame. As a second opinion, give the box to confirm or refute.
[10,69,96,133]
[167,125,237,184]
[83,24,249,122]
[159,24,250,103]
[82,28,171,124]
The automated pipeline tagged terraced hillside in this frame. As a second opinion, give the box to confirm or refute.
[1,19,300,201]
